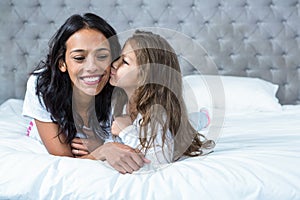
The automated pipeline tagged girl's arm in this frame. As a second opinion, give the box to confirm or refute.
[121,129,173,165]
[111,115,132,136]
[35,119,74,157]
[118,115,174,165]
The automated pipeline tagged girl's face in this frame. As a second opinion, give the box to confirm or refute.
[61,28,111,97]
[110,42,139,92]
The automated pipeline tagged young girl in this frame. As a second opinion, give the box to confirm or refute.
[22,13,148,174]
[109,30,215,165]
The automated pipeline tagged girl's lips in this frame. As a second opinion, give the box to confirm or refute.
[80,75,103,85]
[110,72,115,77]
[110,68,117,77]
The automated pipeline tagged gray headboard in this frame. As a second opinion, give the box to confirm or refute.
[0,0,299,105]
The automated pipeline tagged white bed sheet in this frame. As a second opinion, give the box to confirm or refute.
[0,99,299,200]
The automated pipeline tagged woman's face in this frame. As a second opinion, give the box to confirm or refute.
[61,28,111,96]
[110,42,139,92]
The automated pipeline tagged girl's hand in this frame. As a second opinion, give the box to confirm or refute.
[89,142,151,174]
[111,115,132,136]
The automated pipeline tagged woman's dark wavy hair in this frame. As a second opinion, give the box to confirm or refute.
[32,13,121,143]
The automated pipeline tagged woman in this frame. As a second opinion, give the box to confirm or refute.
[22,13,149,174]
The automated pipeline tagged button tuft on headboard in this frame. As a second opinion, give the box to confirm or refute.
[128,20,133,26]
[35,35,40,40]
[243,2,249,8]
[11,67,17,73]
[140,3,145,9]
[255,53,262,57]
[281,19,287,24]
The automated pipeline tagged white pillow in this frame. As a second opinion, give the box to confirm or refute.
[183,75,282,114]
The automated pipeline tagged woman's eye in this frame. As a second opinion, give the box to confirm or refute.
[97,54,109,60]
[73,56,85,61]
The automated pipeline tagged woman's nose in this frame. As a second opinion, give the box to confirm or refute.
[86,59,98,72]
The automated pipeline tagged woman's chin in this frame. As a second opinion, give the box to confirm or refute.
[75,87,100,97]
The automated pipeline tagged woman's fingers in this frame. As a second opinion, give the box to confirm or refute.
[118,161,135,174]
[130,153,149,168]
[72,148,89,156]
[71,139,89,151]
[71,138,91,156]
[103,143,150,173]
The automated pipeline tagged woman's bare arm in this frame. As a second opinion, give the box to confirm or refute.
[35,119,74,157]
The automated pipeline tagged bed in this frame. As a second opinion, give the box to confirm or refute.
[1,0,300,199]
[1,89,299,199]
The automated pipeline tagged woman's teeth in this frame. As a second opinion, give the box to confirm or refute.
[82,76,101,82]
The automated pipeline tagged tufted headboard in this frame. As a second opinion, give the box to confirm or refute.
[0,0,299,105]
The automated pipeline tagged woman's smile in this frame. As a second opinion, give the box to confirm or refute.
[80,74,103,85]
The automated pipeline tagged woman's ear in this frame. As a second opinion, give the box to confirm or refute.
[59,60,67,72]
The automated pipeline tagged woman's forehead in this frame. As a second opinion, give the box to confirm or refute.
[66,29,110,52]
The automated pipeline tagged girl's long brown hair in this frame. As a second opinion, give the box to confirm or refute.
[113,30,215,161]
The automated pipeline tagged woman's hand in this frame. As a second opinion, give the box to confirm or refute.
[71,138,91,157]
[111,115,132,136]
[71,126,105,157]
[88,142,150,174]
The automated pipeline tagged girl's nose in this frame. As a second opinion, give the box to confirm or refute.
[111,57,120,70]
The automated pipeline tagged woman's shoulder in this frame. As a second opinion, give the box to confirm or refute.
[25,75,38,93]
[26,68,46,87]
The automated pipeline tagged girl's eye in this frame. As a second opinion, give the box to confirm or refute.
[122,58,129,65]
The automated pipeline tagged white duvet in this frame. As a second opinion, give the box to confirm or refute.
[0,99,299,200]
